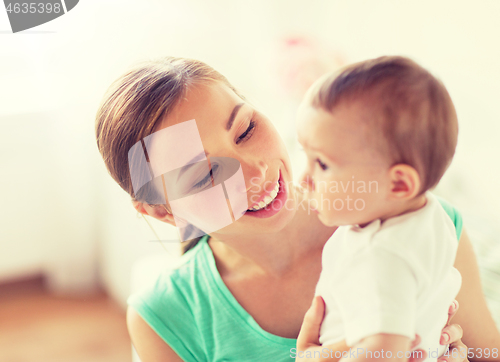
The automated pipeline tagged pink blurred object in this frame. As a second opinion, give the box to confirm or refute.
[275,36,345,101]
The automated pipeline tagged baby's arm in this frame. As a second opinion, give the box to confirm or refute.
[295,297,412,362]
[296,296,469,362]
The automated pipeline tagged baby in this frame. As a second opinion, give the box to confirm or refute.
[296,56,461,361]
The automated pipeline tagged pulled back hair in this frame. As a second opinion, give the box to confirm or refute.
[309,56,458,195]
[95,57,241,253]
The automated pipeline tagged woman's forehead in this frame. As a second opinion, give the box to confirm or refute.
[160,82,242,130]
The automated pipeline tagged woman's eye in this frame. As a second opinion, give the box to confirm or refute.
[316,158,328,171]
[192,173,211,189]
[192,164,218,189]
[236,120,256,145]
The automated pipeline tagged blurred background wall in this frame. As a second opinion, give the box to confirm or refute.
[1,0,499,319]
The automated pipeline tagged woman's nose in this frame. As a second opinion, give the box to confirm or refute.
[243,159,268,191]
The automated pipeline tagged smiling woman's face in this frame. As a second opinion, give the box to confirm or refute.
[150,82,297,238]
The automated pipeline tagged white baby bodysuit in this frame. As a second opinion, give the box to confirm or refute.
[316,192,462,362]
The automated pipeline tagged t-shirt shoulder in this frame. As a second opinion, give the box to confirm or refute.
[127,237,209,362]
[436,196,463,241]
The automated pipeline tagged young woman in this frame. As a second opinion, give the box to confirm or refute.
[95,57,500,361]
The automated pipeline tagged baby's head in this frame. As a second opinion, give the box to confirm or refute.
[297,56,458,227]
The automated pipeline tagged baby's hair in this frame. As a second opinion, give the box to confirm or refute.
[308,56,458,195]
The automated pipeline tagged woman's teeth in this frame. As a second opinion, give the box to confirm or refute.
[249,182,280,211]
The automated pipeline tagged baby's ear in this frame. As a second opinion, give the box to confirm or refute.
[387,164,421,200]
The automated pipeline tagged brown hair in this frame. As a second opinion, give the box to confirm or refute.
[309,56,458,195]
[95,57,240,253]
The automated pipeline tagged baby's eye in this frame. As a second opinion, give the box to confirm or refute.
[316,158,328,171]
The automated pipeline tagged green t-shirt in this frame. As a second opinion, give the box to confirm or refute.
[127,198,463,362]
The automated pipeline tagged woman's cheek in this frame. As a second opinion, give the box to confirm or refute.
[169,187,235,235]
[260,123,286,156]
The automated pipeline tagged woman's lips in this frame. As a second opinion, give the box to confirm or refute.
[244,171,287,218]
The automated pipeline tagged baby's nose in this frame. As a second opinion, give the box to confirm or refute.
[300,173,315,192]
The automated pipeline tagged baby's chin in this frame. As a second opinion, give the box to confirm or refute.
[317,211,370,228]
[317,213,348,228]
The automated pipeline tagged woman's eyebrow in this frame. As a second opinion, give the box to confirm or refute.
[225,103,245,131]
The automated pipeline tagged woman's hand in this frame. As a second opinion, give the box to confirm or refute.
[296,297,469,361]
[438,301,469,362]
[295,296,348,361]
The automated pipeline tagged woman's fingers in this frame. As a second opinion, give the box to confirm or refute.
[440,323,463,345]
[437,303,467,361]
[437,339,469,362]
[438,323,468,362]
[446,300,459,325]
[297,296,325,350]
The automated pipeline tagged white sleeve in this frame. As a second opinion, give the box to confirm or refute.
[332,246,418,346]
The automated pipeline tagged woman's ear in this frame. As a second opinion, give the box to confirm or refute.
[132,200,177,227]
[387,164,421,200]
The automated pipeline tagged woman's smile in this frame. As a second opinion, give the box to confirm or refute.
[244,170,288,218]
